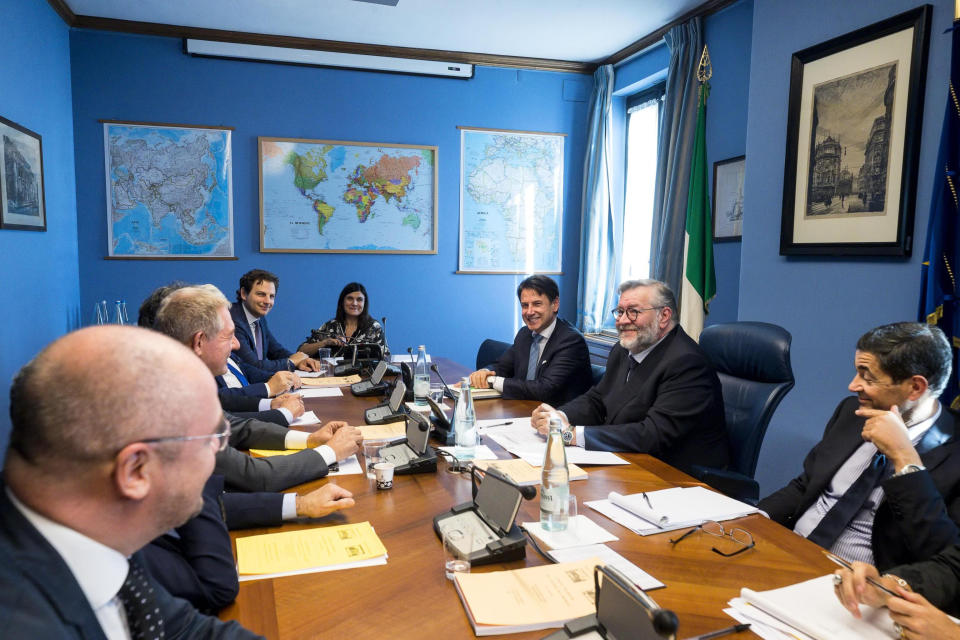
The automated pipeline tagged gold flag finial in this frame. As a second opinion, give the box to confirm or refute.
[697,45,712,83]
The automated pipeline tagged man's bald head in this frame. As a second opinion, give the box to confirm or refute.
[7,325,217,474]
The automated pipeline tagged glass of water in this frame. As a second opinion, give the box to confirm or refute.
[442,528,472,580]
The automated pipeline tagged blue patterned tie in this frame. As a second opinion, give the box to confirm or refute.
[526,333,542,381]
[253,320,264,360]
[118,556,165,640]
[807,452,890,549]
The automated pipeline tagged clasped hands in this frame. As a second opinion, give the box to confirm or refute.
[530,404,576,446]
[305,421,363,461]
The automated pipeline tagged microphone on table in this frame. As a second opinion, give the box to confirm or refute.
[430,363,457,400]
[380,316,389,358]
[470,464,537,500]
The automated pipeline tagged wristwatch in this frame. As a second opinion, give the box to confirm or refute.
[894,463,925,476]
[561,428,574,445]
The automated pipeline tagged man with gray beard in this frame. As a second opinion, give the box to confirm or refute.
[531,279,728,473]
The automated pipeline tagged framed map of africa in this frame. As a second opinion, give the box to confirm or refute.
[259,137,437,254]
[103,121,234,259]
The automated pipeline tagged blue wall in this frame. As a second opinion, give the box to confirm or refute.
[610,0,752,325]
[70,30,591,370]
[742,0,956,494]
[0,0,79,457]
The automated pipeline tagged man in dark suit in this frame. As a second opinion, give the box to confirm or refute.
[531,279,729,473]
[154,284,362,492]
[468,275,592,406]
[0,324,260,638]
[231,268,321,373]
[760,322,960,571]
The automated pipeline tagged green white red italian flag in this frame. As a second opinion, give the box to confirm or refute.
[679,81,716,341]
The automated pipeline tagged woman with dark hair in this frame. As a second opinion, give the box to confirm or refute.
[299,282,389,357]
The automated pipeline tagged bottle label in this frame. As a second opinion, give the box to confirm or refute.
[541,489,559,512]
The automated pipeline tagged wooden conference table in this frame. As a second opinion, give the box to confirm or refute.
[220,358,835,639]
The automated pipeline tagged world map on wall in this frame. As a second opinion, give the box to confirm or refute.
[104,123,233,257]
[459,128,564,273]
[259,138,436,253]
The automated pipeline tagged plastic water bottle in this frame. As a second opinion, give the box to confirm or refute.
[414,345,430,406]
[453,377,477,461]
[540,415,569,531]
[112,300,126,325]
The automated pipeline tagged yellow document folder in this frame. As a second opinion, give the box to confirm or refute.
[236,521,387,576]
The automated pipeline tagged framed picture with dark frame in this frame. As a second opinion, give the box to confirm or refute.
[0,115,46,231]
[780,5,931,256]
[713,155,744,241]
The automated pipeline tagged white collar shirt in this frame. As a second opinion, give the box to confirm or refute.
[7,488,132,640]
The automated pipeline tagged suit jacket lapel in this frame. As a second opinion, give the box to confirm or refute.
[918,409,958,470]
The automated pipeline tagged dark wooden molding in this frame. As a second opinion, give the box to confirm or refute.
[46,0,76,25]
[69,15,596,74]
[602,0,740,66]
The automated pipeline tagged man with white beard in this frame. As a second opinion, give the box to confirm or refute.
[531,279,729,473]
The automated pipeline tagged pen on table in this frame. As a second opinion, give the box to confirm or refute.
[483,421,513,428]
[824,551,899,597]
[642,492,653,509]
[682,623,750,640]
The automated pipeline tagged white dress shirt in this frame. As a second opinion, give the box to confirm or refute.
[7,488,132,640]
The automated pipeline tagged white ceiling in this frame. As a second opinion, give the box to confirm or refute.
[63,0,708,63]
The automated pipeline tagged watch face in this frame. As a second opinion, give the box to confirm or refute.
[561,430,573,444]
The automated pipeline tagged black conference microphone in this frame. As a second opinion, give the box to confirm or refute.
[430,363,457,400]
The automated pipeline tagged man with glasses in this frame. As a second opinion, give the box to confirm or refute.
[467,275,592,405]
[0,325,261,637]
[760,322,960,571]
[154,285,362,493]
[530,279,728,473]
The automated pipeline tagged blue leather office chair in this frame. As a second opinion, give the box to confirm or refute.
[691,321,795,505]
[475,338,511,371]
[590,364,606,386]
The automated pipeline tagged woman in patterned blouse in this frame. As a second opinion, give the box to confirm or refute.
[299,282,389,358]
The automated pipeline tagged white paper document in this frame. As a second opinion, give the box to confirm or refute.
[297,387,344,398]
[436,444,499,460]
[289,411,321,426]
[586,486,758,535]
[327,454,363,476]
[295,371,323,378]
[521,516,618,550]
[483,420,628,466]
[728,574,900,640]
[548,544,664,591]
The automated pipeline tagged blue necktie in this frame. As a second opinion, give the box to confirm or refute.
[526,333,543,381]
[227,360,250,386]
[253,320,264,360]
[807,452,890,549]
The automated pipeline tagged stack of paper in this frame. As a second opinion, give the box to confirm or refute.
[300,374,361,387]
[586,486,758,535]
[473,458,588,486]
[482,419,629,466]
[236,521,387,581]
[726,575,899,639]
[453,558,600,635]
[297,387,343,398]
[359,422,406,441]
[289,411,321,426]
[548,545,664,591]
[521,516,618,550]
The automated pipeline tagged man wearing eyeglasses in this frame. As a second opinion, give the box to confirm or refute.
[760,322,960,571]
[0,325,261,638]
[154,285,362,493]
[467,275,592,405]
[530,279,728,473]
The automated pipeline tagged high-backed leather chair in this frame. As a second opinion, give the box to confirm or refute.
[692,321,795,504]
[475,338,511,371]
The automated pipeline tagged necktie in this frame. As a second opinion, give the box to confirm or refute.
[526,333,543,381]
[226,359,250,386]
[253,320,264,360]
[807,452,890,549]
[626,356,639,383]
[118,557,165,640]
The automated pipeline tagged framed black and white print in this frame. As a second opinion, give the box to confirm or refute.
[0,115,46,231]
[713,155,745,241]
[780,6,931,256]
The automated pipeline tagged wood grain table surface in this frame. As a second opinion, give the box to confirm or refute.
[219,358,834,639]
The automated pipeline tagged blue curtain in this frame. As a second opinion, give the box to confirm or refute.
[650,17,703,301]
[577,64,620,334]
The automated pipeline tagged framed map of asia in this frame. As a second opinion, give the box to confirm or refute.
[259,137,437,254]
[458,126,564,274]
[103,121,234,259]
